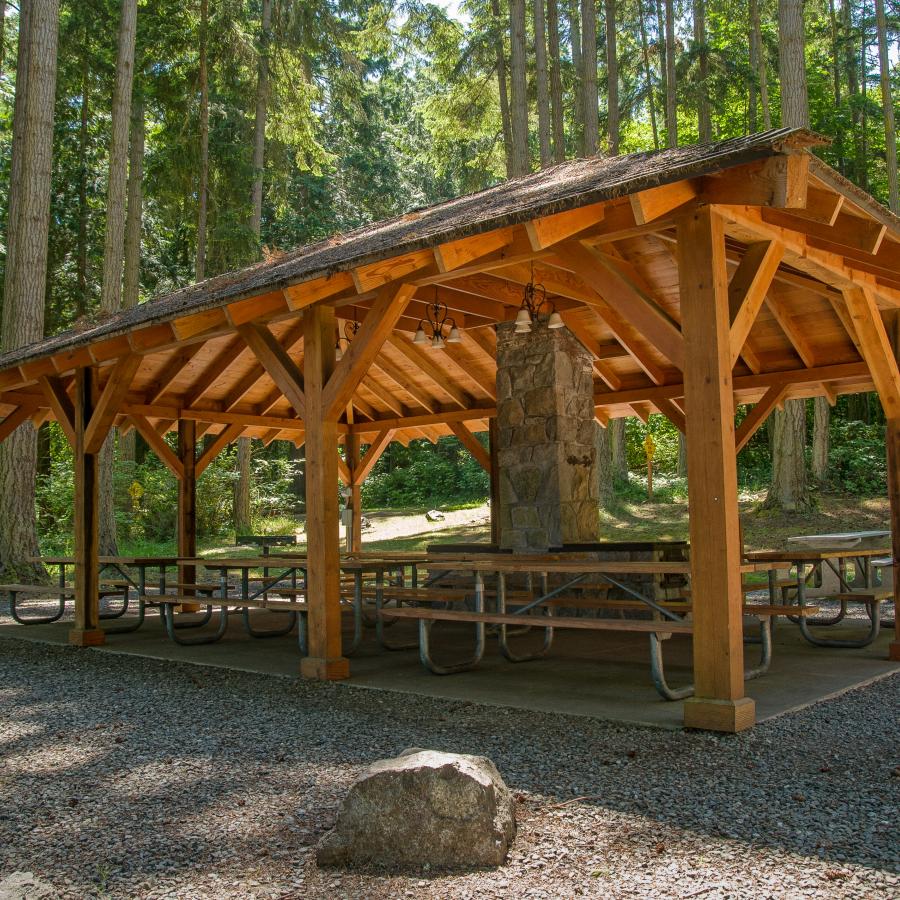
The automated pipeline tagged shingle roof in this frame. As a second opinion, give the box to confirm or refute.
[0,127,850,371]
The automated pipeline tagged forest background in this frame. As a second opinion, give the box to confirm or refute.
[0,0,896,561]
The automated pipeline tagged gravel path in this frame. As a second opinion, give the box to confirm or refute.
[0,638,897,899]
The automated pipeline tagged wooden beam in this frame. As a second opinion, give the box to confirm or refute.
[734,384,787,453]
[37,375,75,445]
[654,397,685,433]
[0,405,34,442]
[630,402,652,423]
[701,153,810,209]
[355,429,395,483]
[630,179,698,225]
[70,367,104,647]
[761,208,887,256]
[352,248,433,293]
[386,333,475,409]
[128,414,185,479]
[434,227,514,272]
[300,303,347,680]
[236,322,306,418]
[764,288,817,368]
[537,254,669,384]
[177,419,198,596]
[84,355,142,454]
[449,421,491,473]
[728,241,784,368]
[146,342,205,404]
[441,341,496,400]
[373,356,437,413]
[183,336,248,408]
[350,404,496,436]
[524,200,607,249]
[561,314,623,390]
[677,204,753,732]
[556,243,685,369]
[195,422,244,477]
[337,454,352,487]
[324,283,415,419]
[842,286,900,418]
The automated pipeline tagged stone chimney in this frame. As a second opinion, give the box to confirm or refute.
[494,321,599,551]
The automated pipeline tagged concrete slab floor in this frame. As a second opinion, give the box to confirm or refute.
[0,610,896,730]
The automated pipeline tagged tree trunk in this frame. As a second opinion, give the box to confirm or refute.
[250,0,272,241]
[0,0,59,583]
[568,0,583,155]
[76,47,89,318]
[196,0,210,277]
[778,0,809,128]
[580,0,599,155]
[534,0,552,168]
[751,0,771,129]
[98,0,138,558]
[638,0,660,149]
[605,0,619,155]
[876,0,899,213]
[694,0,711,141]
[811,396,830,483]
[844,0,863,186]
[119,92,145,467]
[491,0,514,175]
[234,437,252,536]
[0,1,6,77]
[508,0,530,175]
[595,423,614,508]
[765,0,812,513]
[664,0,677,147]
[546,0,565,162]
[238,0,273,533]
[677,433,687,476]
[763,399,810,511]
[828,0,843,171]
[610,417,627,480]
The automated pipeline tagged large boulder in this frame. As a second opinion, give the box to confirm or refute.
[317,748,516,871]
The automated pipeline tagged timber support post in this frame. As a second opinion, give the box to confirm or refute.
[301,305,349,680]
[70,367,105,647]
[178,419,198,599]
[677,205,755,732]
[346,431,362,553]
[489,418,501,545]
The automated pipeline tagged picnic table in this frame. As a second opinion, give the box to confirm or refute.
[745,541,892,648]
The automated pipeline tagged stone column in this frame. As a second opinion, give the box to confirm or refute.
[495,321,598,551]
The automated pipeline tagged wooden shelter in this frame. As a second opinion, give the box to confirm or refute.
[1,128,899,731]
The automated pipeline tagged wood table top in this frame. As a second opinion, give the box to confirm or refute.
[744,547,890,563]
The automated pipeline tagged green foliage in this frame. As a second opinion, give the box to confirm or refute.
[361,435,489,508]
[826,420,887,495]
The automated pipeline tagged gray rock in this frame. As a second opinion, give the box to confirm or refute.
[0,872,57,900]
[425,509,445,522]
[316,749,516,871]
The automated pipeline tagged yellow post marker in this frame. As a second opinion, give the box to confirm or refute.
[643,433,656,500]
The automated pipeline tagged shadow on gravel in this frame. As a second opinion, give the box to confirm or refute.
[0,640,897,897]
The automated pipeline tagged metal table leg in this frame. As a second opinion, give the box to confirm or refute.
[497,571,554,662]
[8,589,66,625]
[418,569,485,675]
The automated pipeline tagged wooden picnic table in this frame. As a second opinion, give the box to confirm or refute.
[744,545,892,648]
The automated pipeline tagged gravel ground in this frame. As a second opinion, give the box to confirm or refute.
[0,637,898,899]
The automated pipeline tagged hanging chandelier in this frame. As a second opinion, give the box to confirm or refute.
[515,265,564,334]
[413,288,461,349]
[334,318,360,361]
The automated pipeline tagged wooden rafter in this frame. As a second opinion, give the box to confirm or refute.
[146,341,205,404]
[386,333,474,409]
[324,283,416,419]
[355,429,395,483]
[728,240,784,368]
[236,321,306,418]
[196,422,244,476]
[734,384,788,453]
[0,405,34,442]
[182,336,248,408]
[764,286,817,368]
[449,421,491,473]
[84,355,142,453]
[560,314,623,390]
[654,397,686,433]
[37,375,75,445]
[842,286,900,418]
[128,414,184,478]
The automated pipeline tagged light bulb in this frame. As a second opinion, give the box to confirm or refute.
[334,344,343,361]
[514,306,532,334]
[547,311,564,329]
[447,326,462,343]
[413,327,427,345]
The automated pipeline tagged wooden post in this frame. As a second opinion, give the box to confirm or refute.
[70,368,105,647]
[178,419,198,600]
[489,418,501,546]
[346,431,362,553]
[301,304,348,680]
[677,206,755,732]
